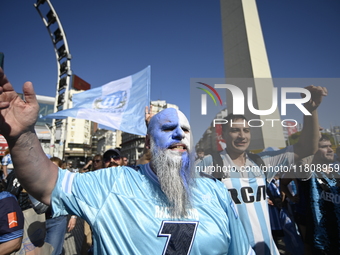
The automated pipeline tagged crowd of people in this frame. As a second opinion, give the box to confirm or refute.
[194,84,340,255]
[0,145,131,254]
[0,65,339,255]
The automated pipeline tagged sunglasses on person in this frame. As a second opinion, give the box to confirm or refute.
[94,159,102,163]
[104,155,121,162]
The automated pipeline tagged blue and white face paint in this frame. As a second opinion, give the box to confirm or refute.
[148,108,195,218]
[148,108,191,153]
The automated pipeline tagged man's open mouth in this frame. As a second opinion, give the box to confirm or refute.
[235,141,247,146]
[168,143,188,151]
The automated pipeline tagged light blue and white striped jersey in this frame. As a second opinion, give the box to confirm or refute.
[220,146,294,255]
[51,164,254,255]
[195,155,214,175]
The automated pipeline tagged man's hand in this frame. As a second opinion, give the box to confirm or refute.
[0,68,39,142]
[2,165,8,180]
[81,160,92,172]
[294,85,327,161]
[67,216,77,232]
[145,105,154,127]
[267,198,274,206]
[0,68,56,205]
[303,85,328,113]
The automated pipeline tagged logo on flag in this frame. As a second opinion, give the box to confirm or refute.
[93,91,128,111]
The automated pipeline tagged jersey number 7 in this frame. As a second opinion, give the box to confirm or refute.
[158,221,199,255]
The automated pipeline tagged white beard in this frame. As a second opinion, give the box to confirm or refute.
[150,138,194,218]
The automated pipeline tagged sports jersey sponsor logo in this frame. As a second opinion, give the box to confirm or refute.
[228,185,266,204]
[155,206,199,220]
[320,190,340,204]
[8,212,18,228]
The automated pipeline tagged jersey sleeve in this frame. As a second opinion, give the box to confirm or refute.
[0,192,24,243]
[216,182,255,255]
[51,167,120,223]
[257,145,295,181]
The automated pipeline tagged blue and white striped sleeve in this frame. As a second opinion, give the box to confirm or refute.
[51,168,115,222]
[257,145,295,181]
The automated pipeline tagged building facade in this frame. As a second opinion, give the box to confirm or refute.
[34,92,97,168]
[94,128,122,155]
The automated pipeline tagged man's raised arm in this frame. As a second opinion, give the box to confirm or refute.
[293,85,327,161]
[0,68,57,205]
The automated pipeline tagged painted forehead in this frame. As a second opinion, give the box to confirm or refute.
[148,108,190,131]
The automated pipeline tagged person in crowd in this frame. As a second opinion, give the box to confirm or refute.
[29,156,77,255]
[0,69,254,254]
[194,147,213,174]
[0,182,24,254]
[103,148,123,167]
[268,176,304,255]
[282,135,340,254]
[122,156,129,166]
[267,176,284,247]
[80,154,104,254]
[1,148,13,181]
[210,85,327,254]
[280,126,323,246]
[81,154,104,172]
[4,170,31,211]
[335,146,340,161]
[4,151,39,212]
[50,157,78,233]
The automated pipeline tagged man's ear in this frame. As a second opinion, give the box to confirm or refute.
[145,135,150,149]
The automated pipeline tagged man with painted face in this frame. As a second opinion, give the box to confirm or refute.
[213,85,327,255]
[0,68,254,254]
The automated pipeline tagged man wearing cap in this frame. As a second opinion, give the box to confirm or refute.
[103,149,123,167]
[0,68,254,254]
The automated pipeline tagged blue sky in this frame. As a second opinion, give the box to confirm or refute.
[1,0,340,142]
